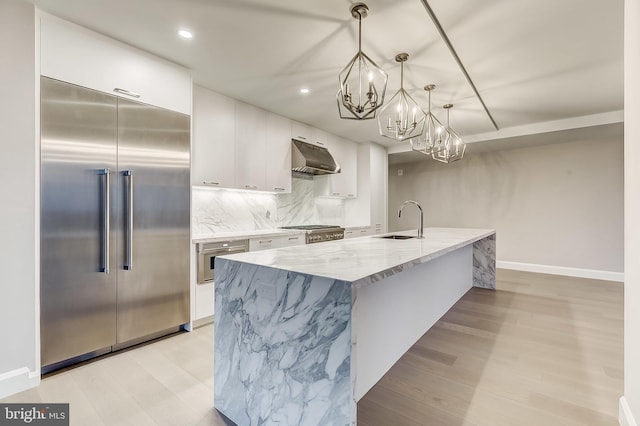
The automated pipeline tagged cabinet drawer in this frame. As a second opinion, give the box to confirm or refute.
[281,234,305,246]
[249,238,277,251]
[249,234,305,251]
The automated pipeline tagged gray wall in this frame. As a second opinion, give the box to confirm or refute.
[0,0,38,397]
[388,131,623,273]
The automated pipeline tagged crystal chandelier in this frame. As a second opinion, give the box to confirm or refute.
[377,53,426,141]
[432,104,466,163]
[410,84,446,155]
[337,3,388,120]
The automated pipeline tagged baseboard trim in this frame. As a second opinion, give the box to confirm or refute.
[496,261,624,282]
[193,315,214,328]
[620,396,638,426]
[0,367,40,399]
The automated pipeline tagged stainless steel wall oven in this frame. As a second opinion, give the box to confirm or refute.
[197,240,249,284]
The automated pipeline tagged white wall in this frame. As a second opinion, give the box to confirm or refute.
[388,133,623,277]
[0,0,39,397]
[622,1,640,424]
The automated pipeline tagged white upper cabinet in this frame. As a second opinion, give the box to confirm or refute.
[236,103,292,193]
[39,14,191,115]
[316,135,358,198]
[235,102,267,191]
[343,143,388,231]
[331,137,358,198]
[192,85,236,187]
[265,113,292,193]
[291,121,313,144]
[192,89,291,193]
[292,121,329,148]
[310,127,330,148]
[369,143,388,232]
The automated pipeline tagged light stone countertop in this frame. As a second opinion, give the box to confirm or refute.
[219,227,495,287]
[192,228,306,244]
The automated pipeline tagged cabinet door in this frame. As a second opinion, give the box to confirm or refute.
[235,102,267,190]
[280,234,306,247]
[192,85,236,187]
[332,138,358,198]
[344,229,356,239]
[249,234,305,251]
[322,136,357,198]
[370,143,388,232]
[40,15,191,115]
[344,227,372,239]
[265,113,292,193]
[249,237,276,251]
[291,121,313,144]
[310,127,330,147]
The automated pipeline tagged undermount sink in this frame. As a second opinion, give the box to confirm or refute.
[377,235,416,240]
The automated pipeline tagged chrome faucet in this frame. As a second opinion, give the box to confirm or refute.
[398,200,424,239]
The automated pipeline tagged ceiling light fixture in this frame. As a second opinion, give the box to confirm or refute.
[410,84,445,155]
[432,104,466,163]
[337,3,388,120]
[178,29,193,40]
[377,53,426,141]
[299,88,310,94]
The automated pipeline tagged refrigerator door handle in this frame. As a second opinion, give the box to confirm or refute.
[99,168,110,274]
[123,170,133,270]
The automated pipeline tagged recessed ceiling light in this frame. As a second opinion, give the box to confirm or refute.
[299,88,310,94]
[178,29,193,40]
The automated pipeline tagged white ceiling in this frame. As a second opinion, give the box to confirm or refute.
[30,0,624,148]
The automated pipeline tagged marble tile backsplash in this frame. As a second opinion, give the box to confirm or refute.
[192,177,344,235]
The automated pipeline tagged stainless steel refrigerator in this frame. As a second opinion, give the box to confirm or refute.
[40,77,190,371]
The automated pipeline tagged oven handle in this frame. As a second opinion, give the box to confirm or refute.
[199,245,248,255]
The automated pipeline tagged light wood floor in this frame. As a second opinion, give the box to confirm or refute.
[358,269,623,426]
[2,270,623,425]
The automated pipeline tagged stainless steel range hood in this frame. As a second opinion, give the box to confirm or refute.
[291,139,341,175]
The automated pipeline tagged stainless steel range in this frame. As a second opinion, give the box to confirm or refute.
[280,225,345,244]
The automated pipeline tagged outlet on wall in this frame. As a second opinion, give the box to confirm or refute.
[398,168,404,176]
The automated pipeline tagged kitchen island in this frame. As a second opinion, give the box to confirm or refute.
[214,227,496,426]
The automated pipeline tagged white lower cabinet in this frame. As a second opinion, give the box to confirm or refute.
[344,227,373,239]
[249,234,305,251]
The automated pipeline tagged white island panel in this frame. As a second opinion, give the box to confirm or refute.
[353,244,472,400]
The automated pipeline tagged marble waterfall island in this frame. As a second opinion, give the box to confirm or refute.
[214,227,496,426]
